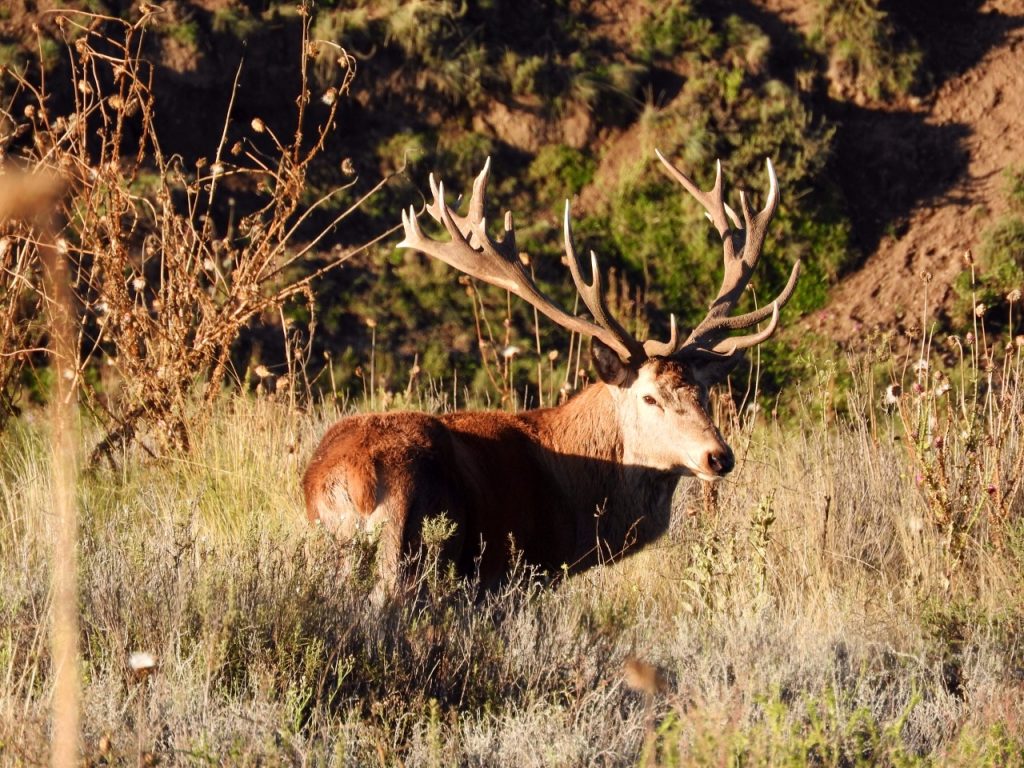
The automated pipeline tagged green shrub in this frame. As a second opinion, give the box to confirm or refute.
[814,0,922,102]
[212,7,260,39]
[637,0,719,63]
[437,130,495,183]
[1004,167,1024,212]
[377,130,430,170]
[503,51,546,98]
[165,18,201,50]
[0,43,25,70]
[953,217,1024,325]
[527,145,596,204]
[384,0,459,60]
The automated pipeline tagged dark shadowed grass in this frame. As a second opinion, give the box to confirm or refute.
[1,349,1023,765]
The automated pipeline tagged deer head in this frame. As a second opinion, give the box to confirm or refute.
[398,153,800,481]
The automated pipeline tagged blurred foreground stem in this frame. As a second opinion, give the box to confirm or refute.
[41,205,80,768]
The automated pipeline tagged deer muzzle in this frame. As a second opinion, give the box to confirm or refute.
[699,443,735,480]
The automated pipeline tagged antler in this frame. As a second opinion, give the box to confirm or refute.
[653,149,800,357]
[398,158,657,364]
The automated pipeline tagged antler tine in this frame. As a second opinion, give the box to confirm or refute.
[737,157,779,271]
[642,314,678,358]
[425,173,451,225]
[687,259,800,341]
[562,202,646,363]
[708,301,779,356]
[468,156,491,229]
[655,149,735,254]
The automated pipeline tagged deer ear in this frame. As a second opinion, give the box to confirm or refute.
[689,352,744,387]
[590,339,632,386]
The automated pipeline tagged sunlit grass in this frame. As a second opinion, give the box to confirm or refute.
[1,348,1022,765]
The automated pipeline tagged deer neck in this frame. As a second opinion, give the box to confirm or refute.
[530,383,623,464]
[523,383,680,563]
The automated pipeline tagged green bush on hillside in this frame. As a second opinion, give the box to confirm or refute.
[953,169,1024,328]
[814,0,922,103]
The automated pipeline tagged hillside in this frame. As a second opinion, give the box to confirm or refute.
[2,0,1024,421]
[820,0,1024,341]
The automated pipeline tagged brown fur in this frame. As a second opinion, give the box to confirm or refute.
[303,357,733,587]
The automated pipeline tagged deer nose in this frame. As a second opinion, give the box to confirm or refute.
[705,446,735,477]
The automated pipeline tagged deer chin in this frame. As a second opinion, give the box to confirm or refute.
[671,461,721,482]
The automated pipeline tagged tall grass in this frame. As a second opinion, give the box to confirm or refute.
[1,326,1022,764]
[1,169,81,767]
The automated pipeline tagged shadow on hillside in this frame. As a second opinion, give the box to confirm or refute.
[830,106,970,254]
[830,2,1024,258]
[145,14,307,161]
[887,0,1024,89]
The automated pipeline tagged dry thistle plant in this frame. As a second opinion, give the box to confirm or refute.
[887,276,1024,578]
[0,5,389,464]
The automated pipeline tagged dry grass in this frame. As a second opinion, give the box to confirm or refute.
[1,163,81,767]
[0,174,57,431]
[1,336,1022,765]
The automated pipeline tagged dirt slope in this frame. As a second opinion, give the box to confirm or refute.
[819,0,1024,343]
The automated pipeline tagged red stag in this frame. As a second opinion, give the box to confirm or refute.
[303,151,800,586]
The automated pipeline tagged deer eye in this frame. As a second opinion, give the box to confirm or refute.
[642,395,658,406]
